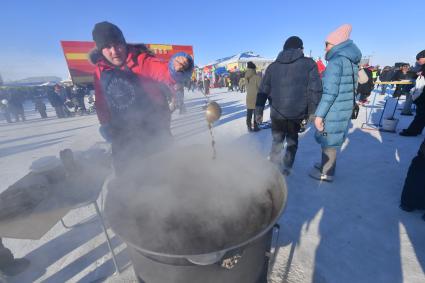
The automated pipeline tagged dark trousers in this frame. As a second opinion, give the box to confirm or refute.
[38,110,47,118]
[0,238,14,268]
[12,110,25,122]
[269,118,301,168]
[406,103,425,134]
[54,106,65,118]
[400,139,425,210]
[246,109,258,129]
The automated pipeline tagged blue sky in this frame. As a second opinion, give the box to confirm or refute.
[0,0,422,81]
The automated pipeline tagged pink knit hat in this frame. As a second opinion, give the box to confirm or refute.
[326,24,352,46]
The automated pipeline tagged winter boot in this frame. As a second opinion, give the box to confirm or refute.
[308,167,334,182]
[252,122,260,132]
[247,121,253,132]
[0,258,30,277]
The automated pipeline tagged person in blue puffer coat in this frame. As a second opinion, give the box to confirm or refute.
[310,24,362,182]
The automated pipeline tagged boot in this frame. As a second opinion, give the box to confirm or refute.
[399,129,419,137]
[247,121,253,132]
[252,122,260,132]
[308,167,334,182]
[0,258,30,277]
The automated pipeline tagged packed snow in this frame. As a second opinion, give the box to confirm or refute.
[0,88,424,283]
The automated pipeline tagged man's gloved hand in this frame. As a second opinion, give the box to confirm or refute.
[99,124,112,142]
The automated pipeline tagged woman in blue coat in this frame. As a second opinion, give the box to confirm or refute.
[310,24,362,182]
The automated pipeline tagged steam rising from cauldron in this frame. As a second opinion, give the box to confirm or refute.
[105,144,278,255]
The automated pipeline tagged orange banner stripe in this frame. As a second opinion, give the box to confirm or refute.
[65,53,88,60]
[149,44,173,51]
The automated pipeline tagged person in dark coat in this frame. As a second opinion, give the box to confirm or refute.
[72,85,87,114]
[258,36,322,175]
[204,77,210,95]
[47,86,66,118]
[392,64,417,115]
[357,65,374,104]
[0,99,12,123]
[34,97,47,118]
[378,66,394,95]
[391,64,412,97]
[400,138,425,221]
[400,50,425,136]
[0,238,30,277]
[89,21,193,175]
[8,92,25,122]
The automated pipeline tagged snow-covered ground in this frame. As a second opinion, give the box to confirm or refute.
[0,88,424,283]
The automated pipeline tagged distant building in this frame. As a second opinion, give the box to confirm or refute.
[201,52,274,73]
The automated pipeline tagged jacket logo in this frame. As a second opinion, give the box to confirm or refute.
[106,76,136,110]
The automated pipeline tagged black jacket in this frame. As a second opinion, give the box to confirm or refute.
[258,49,322,119]
[357,68,374,95]
[379,69,394,82]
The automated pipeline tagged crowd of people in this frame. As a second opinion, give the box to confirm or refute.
[224,25,424,219]
[1,20,424,279]
[0,84,95,123]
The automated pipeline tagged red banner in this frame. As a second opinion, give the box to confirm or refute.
[61,41,194,85]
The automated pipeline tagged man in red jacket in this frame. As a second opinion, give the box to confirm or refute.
[89,21,193,174]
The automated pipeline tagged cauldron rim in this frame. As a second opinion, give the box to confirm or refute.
[104,166,287,262]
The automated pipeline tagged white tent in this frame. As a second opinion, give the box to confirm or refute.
[202,52,274,71]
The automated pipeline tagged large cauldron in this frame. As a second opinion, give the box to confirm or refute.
[104,145,287,283]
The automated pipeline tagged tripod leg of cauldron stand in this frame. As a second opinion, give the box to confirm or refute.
[262,224,281,282]
[93,201,120,275]
[364,90,379,128]
[389,96,401,120]
[378,98,390,127]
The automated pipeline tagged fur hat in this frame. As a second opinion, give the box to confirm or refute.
[326,24,352,46]
[416,50,425,60]
[283,36,303,50]
[92,21,126,50]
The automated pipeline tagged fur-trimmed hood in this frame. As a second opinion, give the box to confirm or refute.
[88,44,153,66]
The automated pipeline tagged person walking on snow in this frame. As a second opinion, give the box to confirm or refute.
[258,36,322,175]
[399,50,425,136]
[89,21,193,175]
[34,97,48,118]
[245,61,262,132]
[310,24,362,182]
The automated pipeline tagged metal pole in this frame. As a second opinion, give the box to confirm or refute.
[93,201,120,275]
[390,96,401,119]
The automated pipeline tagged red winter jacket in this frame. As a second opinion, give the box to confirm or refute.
[90,45,175,125]
[316,59,326,78]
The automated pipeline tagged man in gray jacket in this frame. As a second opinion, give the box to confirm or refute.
[258,36,322,175]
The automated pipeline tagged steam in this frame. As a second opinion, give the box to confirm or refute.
[105,144,281,255]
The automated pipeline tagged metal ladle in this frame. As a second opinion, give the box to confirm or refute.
[205,101,222,123]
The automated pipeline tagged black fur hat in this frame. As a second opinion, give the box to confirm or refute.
[416,50,425,61]
[92,21,126,50]
[283,36,303,50]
